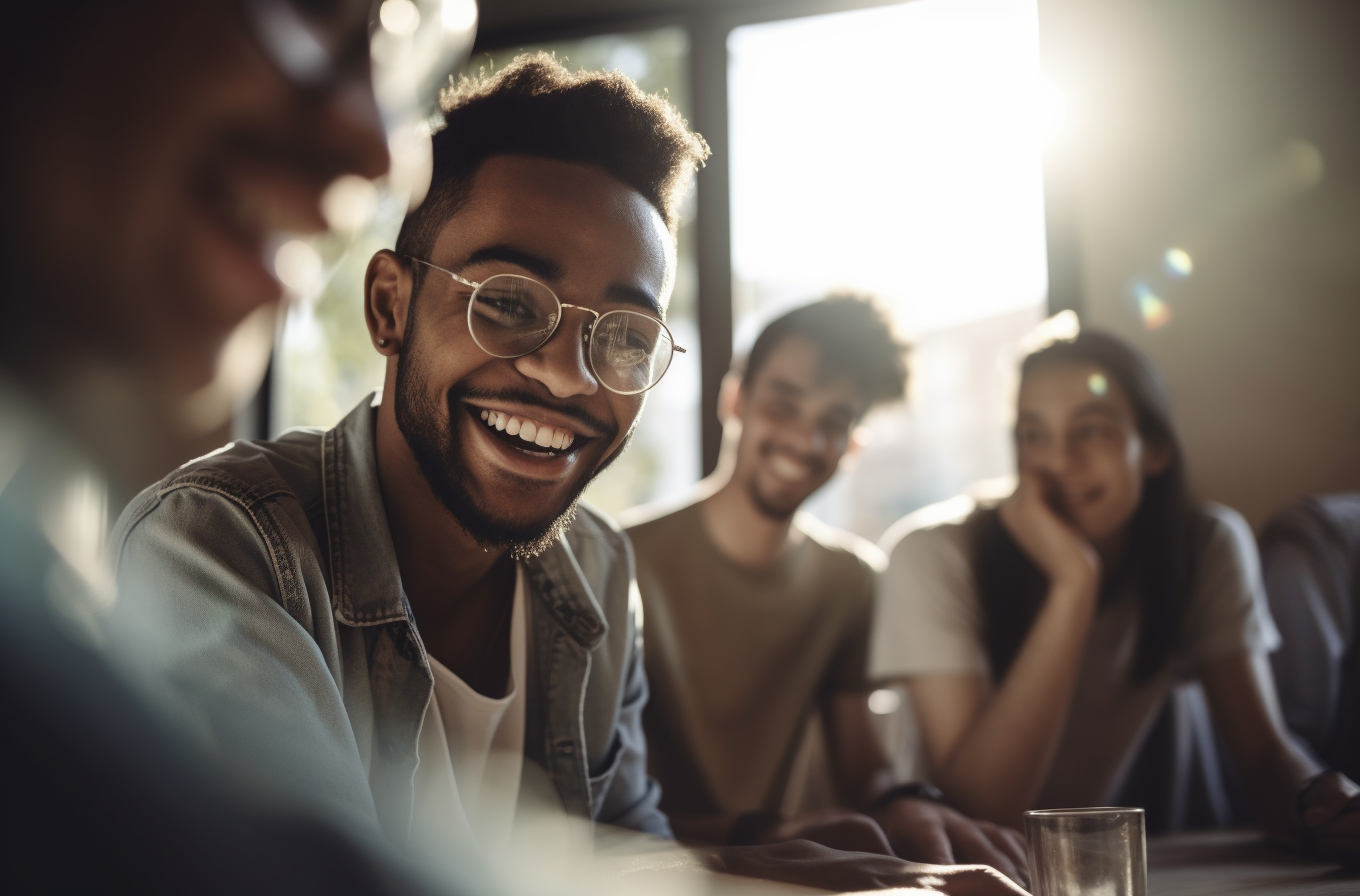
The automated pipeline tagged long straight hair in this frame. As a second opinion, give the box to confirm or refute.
[975,329,1200,684]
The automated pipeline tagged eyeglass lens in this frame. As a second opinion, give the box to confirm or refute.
[468,274,674,395]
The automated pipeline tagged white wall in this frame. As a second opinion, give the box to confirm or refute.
[1041,0,1360,528]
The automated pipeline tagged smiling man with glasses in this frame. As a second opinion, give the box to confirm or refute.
[111,52,702,857]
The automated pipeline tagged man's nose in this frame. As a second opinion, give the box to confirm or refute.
[512,313,601,399]
[790,422,828,455]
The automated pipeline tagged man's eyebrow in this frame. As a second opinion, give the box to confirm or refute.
[461,245,563,282]
[606,284,664,317]
[461,246,663,317]
[767,377,807,397]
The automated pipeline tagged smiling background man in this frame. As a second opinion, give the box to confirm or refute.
[625,297,1029,886]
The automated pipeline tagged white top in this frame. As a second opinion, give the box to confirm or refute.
[411,567,527,862]
[870,499,1280,806]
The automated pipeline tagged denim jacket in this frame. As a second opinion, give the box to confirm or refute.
[109,397,669,845]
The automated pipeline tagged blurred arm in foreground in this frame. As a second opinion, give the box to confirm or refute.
[0,0,485,892]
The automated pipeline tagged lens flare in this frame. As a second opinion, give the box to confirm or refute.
[1135,285,1173,330]
[1087,372,1108,397]
[441,0,478,33]
[321,175,379,235]
[379,0,420,35]
[274,240,323,295]
[868,689,901,715]
[1163,247,1193,278]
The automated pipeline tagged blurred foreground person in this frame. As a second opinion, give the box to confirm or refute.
[0,0,476,893]
[873,319,1360,866]
[108,57,1025,896]
[626,297,1028,887]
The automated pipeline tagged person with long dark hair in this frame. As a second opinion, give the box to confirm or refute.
[870,320,1360,865]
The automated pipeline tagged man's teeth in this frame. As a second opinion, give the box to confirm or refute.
[479,409,575,450]
[769,455,812,481]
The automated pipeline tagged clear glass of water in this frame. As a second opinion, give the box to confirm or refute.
[1024,807,1146,896]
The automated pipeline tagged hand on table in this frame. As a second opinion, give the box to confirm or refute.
[702,839,1030,895]
[759,808,895,856]
[1296,770,1360,868]
[871,797,1029,888]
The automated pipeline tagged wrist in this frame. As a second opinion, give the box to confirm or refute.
[1048,573,1098,606]
[1293,770,1337,828]
[869,781,947,815]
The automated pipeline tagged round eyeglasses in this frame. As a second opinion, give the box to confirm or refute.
[407,257,686,396]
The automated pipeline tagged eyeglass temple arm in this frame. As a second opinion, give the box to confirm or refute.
[406,256,480,289]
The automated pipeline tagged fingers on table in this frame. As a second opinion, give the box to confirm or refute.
[945,818,1025,885]
[896,819,956,866]
[933,865,1032,896]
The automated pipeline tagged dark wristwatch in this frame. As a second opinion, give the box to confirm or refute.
[871,781,948,812]
[1295,770,1336,820]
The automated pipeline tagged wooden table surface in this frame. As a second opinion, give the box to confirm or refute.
[1148,829,1360,895]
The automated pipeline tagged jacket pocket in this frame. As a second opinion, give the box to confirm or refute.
[586,732,624,817]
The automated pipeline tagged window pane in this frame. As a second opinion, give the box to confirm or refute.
[729,0,1049,540]
[271,28,700,520]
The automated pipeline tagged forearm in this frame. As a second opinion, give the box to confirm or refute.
[1240,727,1320,841]
[935,581,1095,826]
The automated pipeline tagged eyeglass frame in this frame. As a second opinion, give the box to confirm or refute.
[404,256,687,396]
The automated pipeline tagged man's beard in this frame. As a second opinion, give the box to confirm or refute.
[393,338,627,559]
[745,445,829,521]
[746,478,800,521]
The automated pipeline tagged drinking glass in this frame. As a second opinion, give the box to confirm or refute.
[1024,807,1146,896]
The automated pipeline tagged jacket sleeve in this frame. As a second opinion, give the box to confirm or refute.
[592,574,671,838]
[106,481,381,833]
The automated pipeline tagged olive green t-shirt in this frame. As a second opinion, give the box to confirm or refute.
[626,501,882,818]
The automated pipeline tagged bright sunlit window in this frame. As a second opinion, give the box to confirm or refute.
[729,0,1051,540]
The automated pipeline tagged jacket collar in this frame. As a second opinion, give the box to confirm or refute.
[322,394,607,649]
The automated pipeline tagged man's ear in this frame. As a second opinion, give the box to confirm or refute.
[365,250,409,355]
[717,371,744,424]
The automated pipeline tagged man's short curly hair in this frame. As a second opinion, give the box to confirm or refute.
[394,52,710,262]
[738,294,909,412]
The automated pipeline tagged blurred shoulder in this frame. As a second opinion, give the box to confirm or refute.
[794,511,886,575]
[618,492,706,549]
[1196,501,1258,564]
[878,494,980,565]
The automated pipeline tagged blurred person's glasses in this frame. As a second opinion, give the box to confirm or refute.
[407,258,686,396]
[241,0,477,108]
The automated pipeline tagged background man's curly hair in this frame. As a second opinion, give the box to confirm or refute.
[738,294,910,412]
[395,52,710,267]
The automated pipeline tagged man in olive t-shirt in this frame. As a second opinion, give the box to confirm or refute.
[624,297,1029,884]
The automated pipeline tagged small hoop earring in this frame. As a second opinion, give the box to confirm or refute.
[377,339,389,347]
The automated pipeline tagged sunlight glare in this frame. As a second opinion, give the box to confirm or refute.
[728,0,1047,339]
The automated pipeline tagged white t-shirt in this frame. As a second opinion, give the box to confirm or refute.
[870,499,1280,807]
[411,567,527,862]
